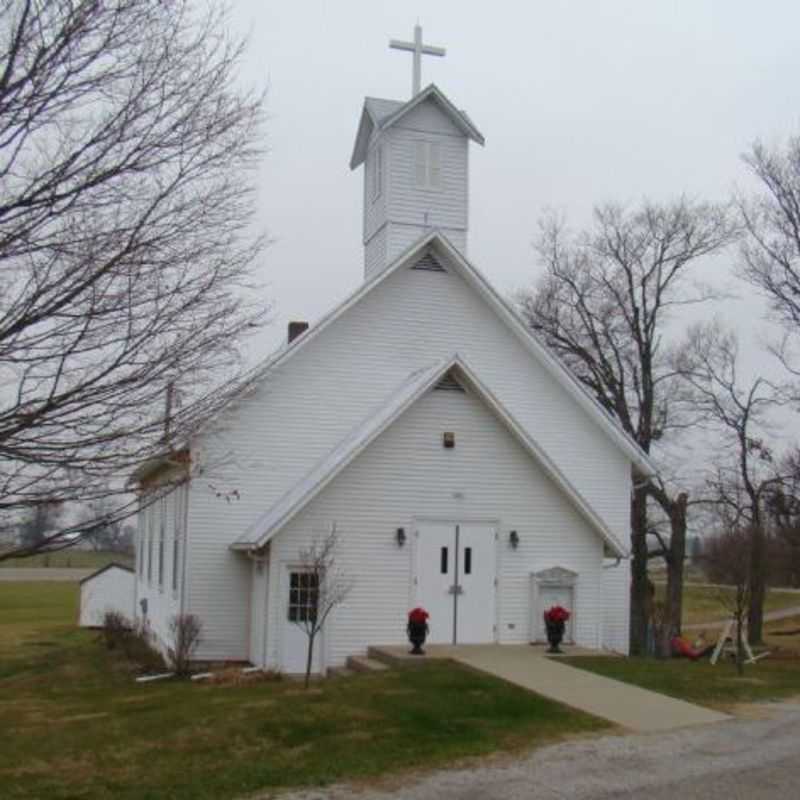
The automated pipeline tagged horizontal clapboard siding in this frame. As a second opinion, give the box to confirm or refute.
[268,386,604,669]
[185,262,631,662]
[601,558,631,653]
[364,224,388,281]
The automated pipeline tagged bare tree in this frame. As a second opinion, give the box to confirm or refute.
[291,526,353,689]
[739,136,800,379]
[675,321,784,643]
[166,613,202,678]
[0,1,269,560]
[519,198,736,654]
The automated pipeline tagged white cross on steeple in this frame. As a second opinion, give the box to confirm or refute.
[389,24,446,98]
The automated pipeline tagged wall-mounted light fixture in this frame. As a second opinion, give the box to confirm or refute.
[443,431,455,449]
[509,530,520,549]
[396,527,407,548]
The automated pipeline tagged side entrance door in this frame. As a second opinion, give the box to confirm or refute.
[416,522,496,644]
[537,584,575,643]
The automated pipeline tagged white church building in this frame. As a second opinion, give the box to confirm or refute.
[132,29,654,673]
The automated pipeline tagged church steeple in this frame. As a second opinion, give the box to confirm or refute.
[350,28,484,281]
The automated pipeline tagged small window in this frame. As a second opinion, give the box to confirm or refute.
[414,140,442,190]
[288,571,319,623]
[371,144,383,201]
[440,546,448,574]
[464,547,472,575]
[146,503,154,583]
[171,486,185,595]
[157,497,166,591]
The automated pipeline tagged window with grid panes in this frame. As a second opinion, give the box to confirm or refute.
[287,571,319,623]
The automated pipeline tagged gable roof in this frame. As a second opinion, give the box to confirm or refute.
[232,355,628,557]
[222,229,656,480]
[79,562,134,585]
[350,84,485,169]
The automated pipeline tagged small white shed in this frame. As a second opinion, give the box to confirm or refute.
[79,563,135,627]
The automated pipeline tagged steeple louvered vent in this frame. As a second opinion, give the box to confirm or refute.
[412,252,446,272]
[434,372,465,392]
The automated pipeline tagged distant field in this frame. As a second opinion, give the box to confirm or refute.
[654,583,800,626]
[0,550,132,570]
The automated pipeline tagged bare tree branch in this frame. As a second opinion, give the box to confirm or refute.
[0,1,269,559]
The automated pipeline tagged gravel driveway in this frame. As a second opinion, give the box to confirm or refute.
[272,702,800,800]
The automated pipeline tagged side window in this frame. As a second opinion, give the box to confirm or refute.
[288,571,319,623]
[171,485,185,595]
[157,496,166,591]
[146,502,154,583]
[371,144,383,201]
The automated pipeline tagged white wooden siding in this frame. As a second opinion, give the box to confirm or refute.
[186,261,631,662]
[363,96,471,277]
[364,224,388,281]
[601,558,631,654]
[267,385,604,670]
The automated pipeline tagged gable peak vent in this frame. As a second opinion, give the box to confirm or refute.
[412,251,446,273]
[434,372,465,392]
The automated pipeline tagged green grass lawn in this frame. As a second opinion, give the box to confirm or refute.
[0,550,132,569]
[562,655,800,709]
[656,583,800,626]
[0,583,608,800]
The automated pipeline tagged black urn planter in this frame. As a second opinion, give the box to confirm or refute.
[545,620,566,653]
[407,621,428,655]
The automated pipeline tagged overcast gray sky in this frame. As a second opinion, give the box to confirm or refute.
[230,0,800,363]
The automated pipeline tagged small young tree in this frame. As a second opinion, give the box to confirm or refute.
[291,526,353,689]
[702,527,754,676]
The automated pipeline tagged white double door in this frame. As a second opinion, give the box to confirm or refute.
[416,522,496,644]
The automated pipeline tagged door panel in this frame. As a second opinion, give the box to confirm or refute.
[282,567,321,674]
[416,522,496,645]
[416,523,456,644]
[456,524,496,643]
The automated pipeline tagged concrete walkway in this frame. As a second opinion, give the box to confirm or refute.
[371,644,729,732]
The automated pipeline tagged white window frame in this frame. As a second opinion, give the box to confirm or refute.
[414,140,442,190]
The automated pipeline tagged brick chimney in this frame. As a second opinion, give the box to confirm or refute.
[288,321,309,343]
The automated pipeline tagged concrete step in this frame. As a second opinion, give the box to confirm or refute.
[327,666,354,678]
[368,645,431,668]
[346,655,389,673]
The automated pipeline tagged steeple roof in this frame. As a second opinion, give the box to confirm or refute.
[350,84,485,170]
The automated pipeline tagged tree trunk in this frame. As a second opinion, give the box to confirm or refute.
[665,493,688,641]
[304,630,316,689]
[629,487,650,656]
[748,524,767,645]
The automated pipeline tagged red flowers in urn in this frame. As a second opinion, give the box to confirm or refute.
[407,607,429,655]
[543,605,571,653]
